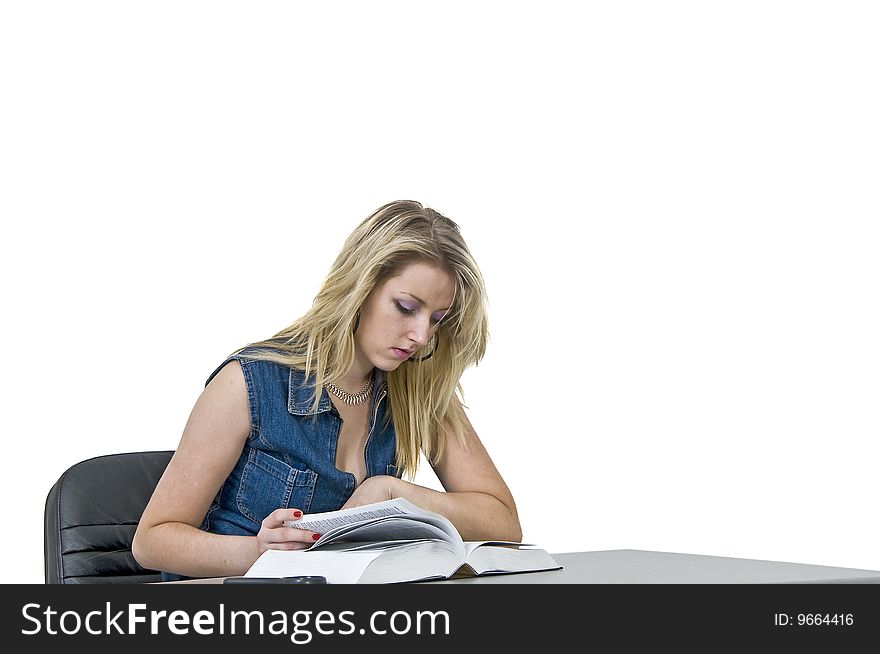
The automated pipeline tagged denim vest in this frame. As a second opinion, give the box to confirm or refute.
[160,350,398,581]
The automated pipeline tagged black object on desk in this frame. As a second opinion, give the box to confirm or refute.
[223,576,327,584]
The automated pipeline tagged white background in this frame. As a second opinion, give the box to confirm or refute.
[2,1,878,583]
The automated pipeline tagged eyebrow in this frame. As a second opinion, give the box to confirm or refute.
[401,292,451,313]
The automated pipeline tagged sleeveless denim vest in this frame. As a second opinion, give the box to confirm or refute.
[160,350,398,581]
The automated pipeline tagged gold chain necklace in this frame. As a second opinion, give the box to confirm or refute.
[325,376,373,405]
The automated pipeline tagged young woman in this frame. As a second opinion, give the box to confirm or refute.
[132,200,521,579]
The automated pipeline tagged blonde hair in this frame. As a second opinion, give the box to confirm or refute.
[235,200,489,479]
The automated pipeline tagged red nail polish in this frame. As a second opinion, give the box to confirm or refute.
[312,533,320,540]
[293,510,302,518]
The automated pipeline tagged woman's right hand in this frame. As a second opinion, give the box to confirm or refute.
[256,508,322,553]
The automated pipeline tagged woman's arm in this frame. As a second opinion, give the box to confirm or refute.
[342,406,522,542]
[132,361,317,577]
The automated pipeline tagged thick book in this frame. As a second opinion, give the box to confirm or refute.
[243,498,562,584]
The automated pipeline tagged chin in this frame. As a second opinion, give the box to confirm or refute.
[371,352,406,373]
[374,360,404,373]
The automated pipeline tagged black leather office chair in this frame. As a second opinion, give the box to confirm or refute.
[44,450,174,584]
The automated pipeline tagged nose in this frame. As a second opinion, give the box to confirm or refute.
[408,316,432,347]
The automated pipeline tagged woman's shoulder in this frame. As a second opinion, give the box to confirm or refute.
[205,342,297,387]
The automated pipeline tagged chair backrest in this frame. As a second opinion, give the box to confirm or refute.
[44,450,174,584]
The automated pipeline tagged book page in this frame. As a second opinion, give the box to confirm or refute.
[320,516,453,545]
[244,549,383,584]
[462,541,540,556]
[356,540,462,584]
[284,500,411,533]
[316,538,437,552]
[285,498,461,549]
[244,540,467,584]
[465,546,563,576]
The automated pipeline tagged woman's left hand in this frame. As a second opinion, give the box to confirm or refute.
[341,475,401,510]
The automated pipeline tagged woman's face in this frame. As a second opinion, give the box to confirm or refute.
[354,260,455,372]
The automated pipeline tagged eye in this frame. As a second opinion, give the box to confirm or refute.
[395,301,416,316]
[396,300,447,325]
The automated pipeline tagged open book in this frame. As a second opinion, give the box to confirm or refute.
[244,498,562,584]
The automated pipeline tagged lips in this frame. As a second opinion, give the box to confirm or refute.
[391,347,413,359]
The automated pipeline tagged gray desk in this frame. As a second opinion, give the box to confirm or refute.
[169,549,880,584]
[431,549,880,584]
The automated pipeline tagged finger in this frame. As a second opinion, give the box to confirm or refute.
[262,508,304,528]
[264,527,321,544]
[280,527,322,542]
[264,541,312,551]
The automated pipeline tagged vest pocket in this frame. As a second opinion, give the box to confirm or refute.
[236,448,318,526]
